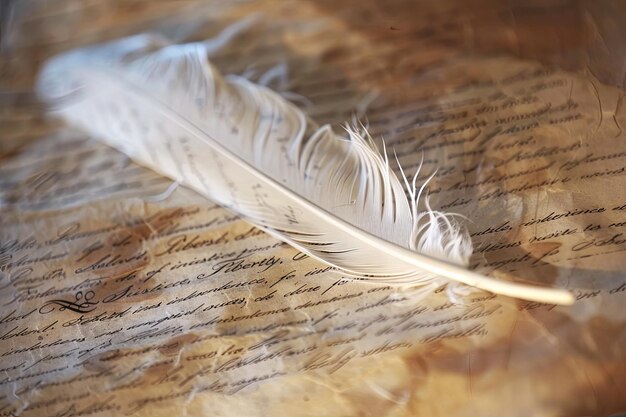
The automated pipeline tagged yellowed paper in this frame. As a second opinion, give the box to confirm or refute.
[1,1,625,416]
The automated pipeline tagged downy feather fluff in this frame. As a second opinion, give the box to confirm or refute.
[37,33,574,305]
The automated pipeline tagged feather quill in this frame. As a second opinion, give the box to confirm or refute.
[37,33,574,305]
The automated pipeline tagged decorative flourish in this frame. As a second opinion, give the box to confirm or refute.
[39,290,98,314]
[37,28,574,305]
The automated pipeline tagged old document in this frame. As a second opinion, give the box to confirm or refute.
[1,1,626,416]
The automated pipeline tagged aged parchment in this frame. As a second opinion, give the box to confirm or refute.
[1,1,625,416]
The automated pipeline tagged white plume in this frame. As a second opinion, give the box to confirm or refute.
[36,32,573,305]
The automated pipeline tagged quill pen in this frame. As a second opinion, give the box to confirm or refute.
[37,34,574,305]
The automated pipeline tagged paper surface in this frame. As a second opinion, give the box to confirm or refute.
[1,1,625,416]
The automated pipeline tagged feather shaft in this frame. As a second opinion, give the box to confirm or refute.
[37,34,575,305]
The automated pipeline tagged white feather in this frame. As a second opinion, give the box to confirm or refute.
[37,33,574,305]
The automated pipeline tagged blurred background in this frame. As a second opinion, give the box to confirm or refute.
[1,0,625,153]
